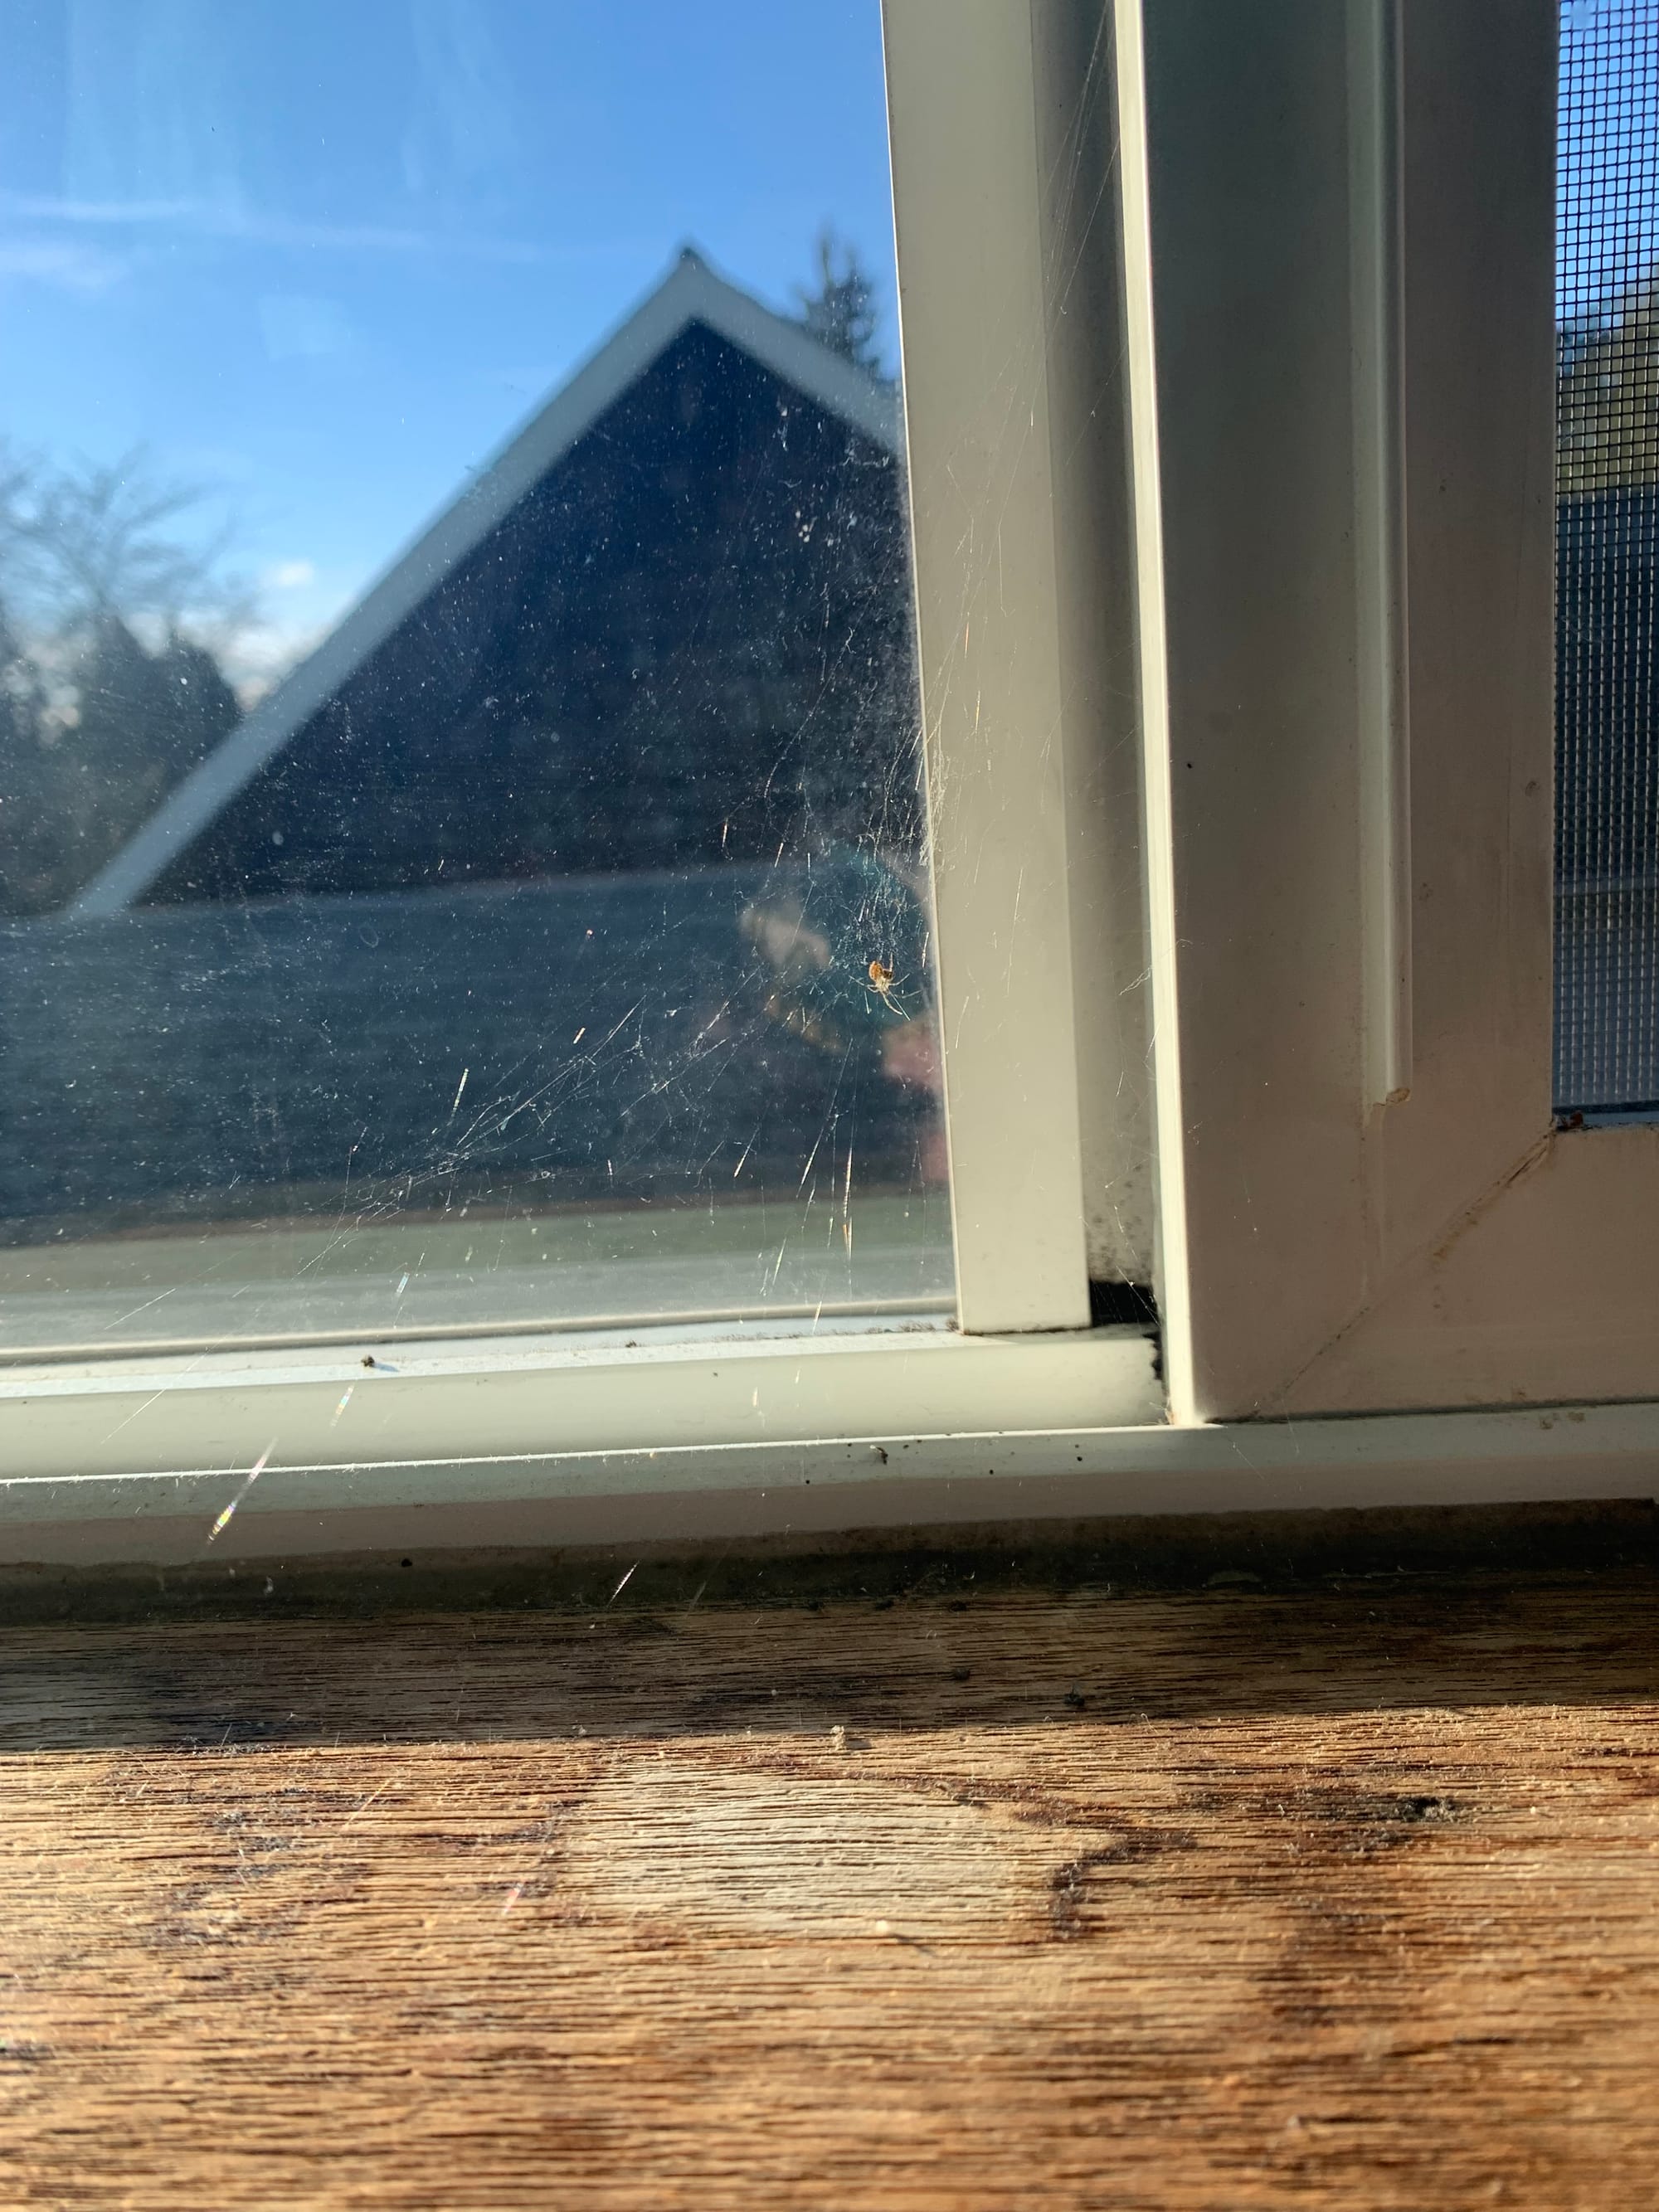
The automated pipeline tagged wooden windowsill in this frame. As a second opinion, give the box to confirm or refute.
[3,1507,1657,2207]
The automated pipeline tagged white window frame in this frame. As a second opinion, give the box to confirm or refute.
[6,0,1659,1570]
[1140,0,1659,1422]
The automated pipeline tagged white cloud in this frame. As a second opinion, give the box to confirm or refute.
[0,236,128,293]
[0,189,552,265]
[221,617,332,706]
[264,559,316,591]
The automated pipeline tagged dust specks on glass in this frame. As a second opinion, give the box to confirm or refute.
[0,3,952,1356]
[1555,0,1659,1121]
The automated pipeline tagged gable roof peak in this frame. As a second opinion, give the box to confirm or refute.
[70,250,906,917]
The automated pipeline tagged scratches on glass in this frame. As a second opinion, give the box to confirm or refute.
[0,6,952,1356]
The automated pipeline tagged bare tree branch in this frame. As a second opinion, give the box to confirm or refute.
[0,445,251,639]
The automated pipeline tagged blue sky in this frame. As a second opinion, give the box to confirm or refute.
[1559,0,1659,324]
[0,0,899,683]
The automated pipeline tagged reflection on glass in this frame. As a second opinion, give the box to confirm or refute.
[0,2,951,1354]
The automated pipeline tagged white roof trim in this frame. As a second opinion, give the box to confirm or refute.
[71,251,902,917]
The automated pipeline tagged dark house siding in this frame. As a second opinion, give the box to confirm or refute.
[0,868,934,1237]
[147,322,922,904]
[1554,487,1659,1113]
[1557,489,1659,895]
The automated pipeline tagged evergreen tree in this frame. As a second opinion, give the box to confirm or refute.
[0,603,61,915]
[0,448,250,911]
[796,229,883,373]
[154,632,241,783]
[53,613,177,886]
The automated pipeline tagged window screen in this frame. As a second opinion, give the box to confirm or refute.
[1556,0,1659,1120]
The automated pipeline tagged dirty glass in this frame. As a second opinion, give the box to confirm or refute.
[0,1,952,1358]
[1555,0,1659,1121]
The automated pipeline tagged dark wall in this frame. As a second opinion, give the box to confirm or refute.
[1557,487,1659,894]
[1554,487,1659,1115]
[0,868,931,1235]
[148,324,922,904]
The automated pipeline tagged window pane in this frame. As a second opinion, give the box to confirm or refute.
[1555,0,1659,1120]
[0,2,951,1356]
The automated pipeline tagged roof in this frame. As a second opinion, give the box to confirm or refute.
[71,250,904,918]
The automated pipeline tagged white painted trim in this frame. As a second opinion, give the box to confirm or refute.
[70,252,902,919]
[0,1295,956,1370]
[1030,0,1157,1290]
[0,1320,1159,1488]
[1134,0,1583,1417]
[1112,0,1193,1412]
[883,0,1113,1331]
[3,1394,1655,1567]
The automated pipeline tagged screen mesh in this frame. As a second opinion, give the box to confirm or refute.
[1555,0,1659,1118]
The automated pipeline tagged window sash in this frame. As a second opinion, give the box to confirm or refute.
[1129,0,1658,1420]
[884,0,1155,1330]
[0,0,1161,1551]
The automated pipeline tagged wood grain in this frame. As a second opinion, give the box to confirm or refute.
[2,1568,1659,2207]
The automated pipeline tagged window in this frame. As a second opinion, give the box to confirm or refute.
[0,2,954,1357]
[5,0,1659,1568]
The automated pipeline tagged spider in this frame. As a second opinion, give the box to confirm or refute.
[864,956,917,1018]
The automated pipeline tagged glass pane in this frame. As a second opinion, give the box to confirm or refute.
[0,2,952,1356]
[1555,0,1659,1121]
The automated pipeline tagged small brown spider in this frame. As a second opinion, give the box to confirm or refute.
[864,957,920,1018]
